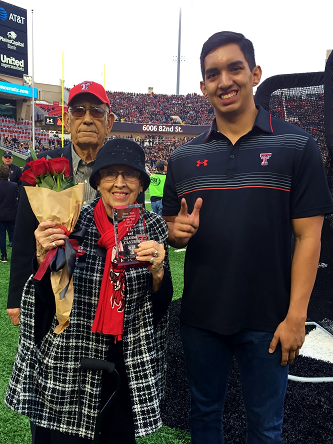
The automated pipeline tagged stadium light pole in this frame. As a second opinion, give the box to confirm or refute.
[176,8,181,95]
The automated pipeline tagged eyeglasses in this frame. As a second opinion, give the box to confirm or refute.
[69,105,108,119]
[99,169,141,183]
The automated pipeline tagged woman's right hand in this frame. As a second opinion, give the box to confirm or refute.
[34,220,68,252]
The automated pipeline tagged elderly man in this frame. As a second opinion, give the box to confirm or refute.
[7,81,114,326]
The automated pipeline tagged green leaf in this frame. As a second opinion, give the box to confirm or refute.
[64,180,76,189]
[58,179,68,191]
[46,155,52,160]
[29,146,38,160]
[40,182,53,189]
[41,174,55,188]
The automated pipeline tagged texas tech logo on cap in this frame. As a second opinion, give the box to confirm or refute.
[260,153,272,166]
[79,81,93,91]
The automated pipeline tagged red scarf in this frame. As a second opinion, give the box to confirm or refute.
[91,198,139,340]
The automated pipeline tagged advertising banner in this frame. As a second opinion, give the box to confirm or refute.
[111,122,210,135]
[44,116,63,126]
[0,23,27,56]
[0,1,28,76]
[0,79,37,98]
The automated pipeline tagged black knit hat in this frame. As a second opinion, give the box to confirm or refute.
[90,139,150,191]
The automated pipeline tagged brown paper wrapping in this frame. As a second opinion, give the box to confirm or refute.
[25,183,85,333]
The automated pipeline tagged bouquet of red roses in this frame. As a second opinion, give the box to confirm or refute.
[22,149,85,334]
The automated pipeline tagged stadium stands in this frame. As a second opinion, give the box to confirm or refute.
[38,91,214,125]
[106,91,214,125]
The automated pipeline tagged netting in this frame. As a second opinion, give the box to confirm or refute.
[255,71,333,335]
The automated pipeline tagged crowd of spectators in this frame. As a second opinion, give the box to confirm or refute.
[36,104,68,117]
[107,134,195,171]
[268,87,328,165]
[35,92,215,126]
[0,118,64,156]
[105,91,214,125]
[1,88,329,173]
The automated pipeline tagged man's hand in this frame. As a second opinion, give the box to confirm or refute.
[269,315,305,366]
[165,197,202,248]
[7,308,20,326]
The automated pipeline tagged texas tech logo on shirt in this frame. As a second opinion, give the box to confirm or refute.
[260,153,272,166]
[79,81,93,91]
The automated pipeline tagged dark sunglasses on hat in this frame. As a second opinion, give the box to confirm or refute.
[69,105,108,119]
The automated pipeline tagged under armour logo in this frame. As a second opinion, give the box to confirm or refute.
[196,159,208,167]
[260,153,272,166]
[79,81,93,91]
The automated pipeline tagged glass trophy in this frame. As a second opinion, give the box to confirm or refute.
[112,204,148,268]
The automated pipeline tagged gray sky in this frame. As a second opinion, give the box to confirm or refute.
[6,0,333,95]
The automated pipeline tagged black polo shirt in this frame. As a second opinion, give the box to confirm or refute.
[163,105,333,335]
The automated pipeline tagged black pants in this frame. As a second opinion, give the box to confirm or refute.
[31,341,136,444]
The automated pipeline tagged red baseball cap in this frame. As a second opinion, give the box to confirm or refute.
[68,81,110,110]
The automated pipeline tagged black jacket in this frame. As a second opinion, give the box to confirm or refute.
[9,163,22,187]
[0,180,18,221]
[7,144,145,309]
[8,145,74,309]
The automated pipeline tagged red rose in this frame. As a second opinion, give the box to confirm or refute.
[26,157,49,177]
[21,168,37,186]
[63,162,71,179]
[48,158,70,176]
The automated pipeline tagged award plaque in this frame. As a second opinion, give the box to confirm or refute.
[112,204,148,268]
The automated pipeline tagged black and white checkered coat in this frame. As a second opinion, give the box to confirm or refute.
[5,199,171,439]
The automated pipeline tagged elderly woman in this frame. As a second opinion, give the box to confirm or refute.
[5,139,173,444]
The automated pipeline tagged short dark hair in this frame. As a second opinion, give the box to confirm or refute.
[200,31,256,79]
[0,164,9,180]
[156,160,165,171]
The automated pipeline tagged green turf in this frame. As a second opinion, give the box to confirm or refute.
[0,230,188,443]
[0,240,31,444]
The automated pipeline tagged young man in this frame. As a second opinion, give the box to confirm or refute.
[149,160,167,216]
[162,31,333,443]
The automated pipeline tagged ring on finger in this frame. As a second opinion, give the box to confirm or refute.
[153,249,158,257]
[52,241,57,248]
[49,235,54,241]
[149,257,154,264]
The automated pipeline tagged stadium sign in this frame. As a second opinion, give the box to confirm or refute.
[0,25,27,55]
[0,79,37,98]
[0,1,26,30]
[44,116,63,126]
[0,50,27,76]
[112,121,210,135]
[0,1,27,76]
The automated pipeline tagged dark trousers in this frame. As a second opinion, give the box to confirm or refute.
[0,220,15,257]
[31,341,136,444]
[180,323,289,444]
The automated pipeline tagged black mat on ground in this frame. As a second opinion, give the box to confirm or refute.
[161,300,333,443]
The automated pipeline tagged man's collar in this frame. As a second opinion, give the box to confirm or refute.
[204,105,273,141]
[253,105,274,134]
[71,144,81,174]
[71,144,95,173]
